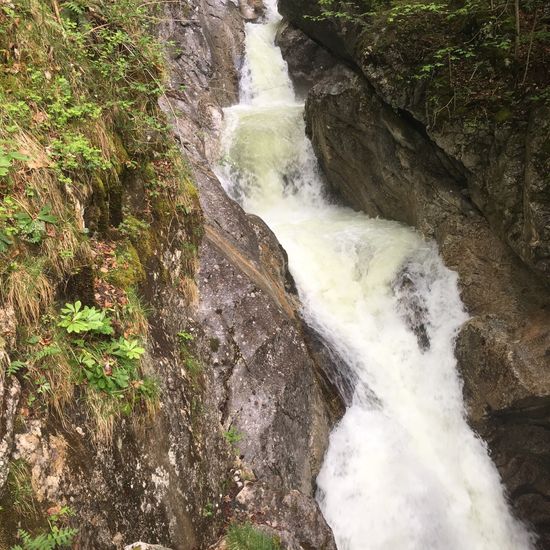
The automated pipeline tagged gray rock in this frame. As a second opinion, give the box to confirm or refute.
[0,307,20,496]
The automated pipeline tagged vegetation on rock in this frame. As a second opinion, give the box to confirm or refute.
[312,0,549,127]
[226,523,281,550]
[0,0,202,545]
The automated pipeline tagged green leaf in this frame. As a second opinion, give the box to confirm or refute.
[37,205,58,224]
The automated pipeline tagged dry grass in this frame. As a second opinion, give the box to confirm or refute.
[1,259,54,325]
[28,342,74,416]
[42,222,92,278]
[6,460,38,519]
[86,389,118,444]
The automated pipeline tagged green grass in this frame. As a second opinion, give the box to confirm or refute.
[226,523,280,550]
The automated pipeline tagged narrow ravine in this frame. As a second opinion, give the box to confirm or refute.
[215,3,535,549]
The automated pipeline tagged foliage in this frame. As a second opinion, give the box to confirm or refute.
[10,507,77,550]
[0,0,201,321]
[226,523,280,550]
[313,0,550,126]
[0,148,29,177]
[224,426,243,447]
[177,330,195,342]
[6,460,37,518]
[0,198,58,253]
[57,301,153,401]
[58,301,113,335]
[58,301,113,334]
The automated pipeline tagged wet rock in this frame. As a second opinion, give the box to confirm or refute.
[234,483,337,549]
[275,22,342,98]
[239,0,264,20]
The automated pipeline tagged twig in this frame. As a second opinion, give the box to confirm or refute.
[51,0,62,24]
[521,9,539,86]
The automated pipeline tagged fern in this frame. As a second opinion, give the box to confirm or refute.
[63,1,85,15]
[7,360,26,376]
[31,344,62,363]
[11,522,77,549]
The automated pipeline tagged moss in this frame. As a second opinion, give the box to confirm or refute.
[494,108,513,123]
[119,214,154,259]
[226,523,280,550]
[151,196,174,225]
[106,242,146,289]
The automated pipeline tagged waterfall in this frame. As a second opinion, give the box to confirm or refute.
[214,4,534,549]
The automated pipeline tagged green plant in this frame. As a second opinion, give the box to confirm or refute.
[202,502,215,518]
[6,460,37,518]
[0,148,29,177]
[0,200,58,252]
[58,301,113,335]
[10,506,77,550]
[226,523,280,550]
[224,426,243,447]
[177,331,194,342]
[184,357,202,379]
[74,336,146,394]
[13,205,58,244]
[7,360,26,376]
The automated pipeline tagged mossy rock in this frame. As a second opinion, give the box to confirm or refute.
[106,242,146,289]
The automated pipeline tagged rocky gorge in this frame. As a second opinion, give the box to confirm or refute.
[276,1,550,547]
[0,0,548,548]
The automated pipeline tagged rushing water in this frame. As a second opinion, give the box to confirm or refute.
[215,3,534,549]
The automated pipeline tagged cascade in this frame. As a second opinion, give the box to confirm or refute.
[215,3,534,548]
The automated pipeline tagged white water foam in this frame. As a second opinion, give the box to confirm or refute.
[215,4,535,549]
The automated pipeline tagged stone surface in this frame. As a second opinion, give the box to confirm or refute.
[0,307,20,496]
[277,18,550,548]
[275,22,342,98]
[158,0,340,546]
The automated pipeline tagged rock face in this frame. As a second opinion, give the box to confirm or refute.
[279,0,550,281]
[159,2,339,545]
[0,308,20,497]
[276,12,550,548]
[0,2,338,549]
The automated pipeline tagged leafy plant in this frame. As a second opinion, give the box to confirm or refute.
[0,149,29,177]
[13,205,58,244]
[112,337,145,360]
[224,426,243,447]
[58,301,113,335]
[10,506,77,549]
[7,360,26,376]
[177,330,194,342]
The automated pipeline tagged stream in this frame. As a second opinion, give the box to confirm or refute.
[214,2,534,548]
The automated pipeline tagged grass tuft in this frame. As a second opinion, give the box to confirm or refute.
[226,523,281,550]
